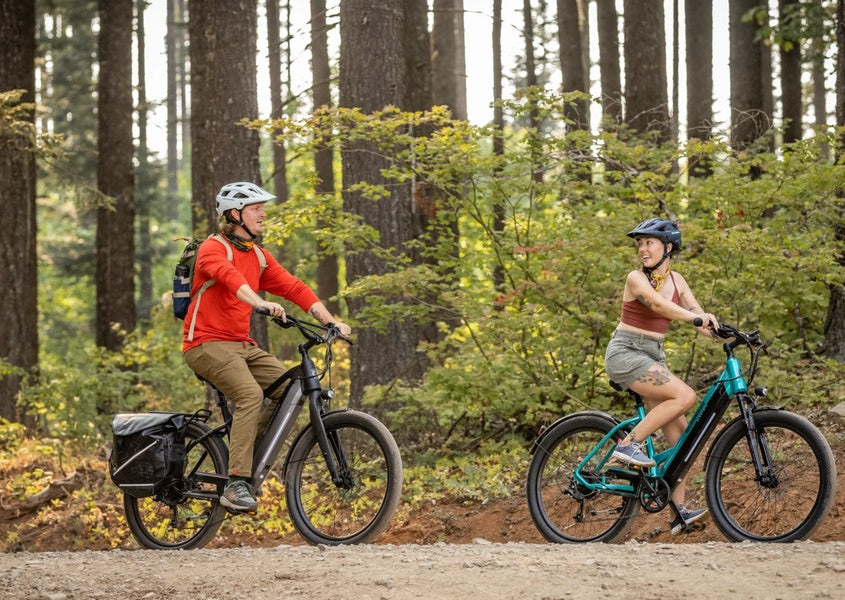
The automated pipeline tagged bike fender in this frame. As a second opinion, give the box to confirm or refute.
[529,410,619,456]
[281,408,354,478]
[703,406,784,467]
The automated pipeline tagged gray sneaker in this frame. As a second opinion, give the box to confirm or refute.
[612,441,655,467]
[669,504,708,534]
[220,479,257,512]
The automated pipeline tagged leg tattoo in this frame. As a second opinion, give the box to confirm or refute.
[636,366,671,387]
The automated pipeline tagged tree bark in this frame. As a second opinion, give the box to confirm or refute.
[432,0,466,120]
[340,0,429,405]
[188,0,262,235]
[822,0,845,361]
[492,0,506,297]
[811,0,828,159]
[96,0,136,351]
[267,0,288,205]
[522,0,542,183]
[685,0,713,177]
[166,0,178,199]
[557,0,589,131]
[779,0,803,144]
[0,0,37,423]
[136,0,154,324]
[730,0,767,152]
[189,0,266,347]
[623,0,669,141]
[685,0,712,141]
[595,0,621,123]
[311,0,339,314]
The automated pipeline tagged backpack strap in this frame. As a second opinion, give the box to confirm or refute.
[186,235,267,342]
[186,235,233,342]
[252,242,267,276]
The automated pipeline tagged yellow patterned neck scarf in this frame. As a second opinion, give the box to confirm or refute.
[649,268,671,292]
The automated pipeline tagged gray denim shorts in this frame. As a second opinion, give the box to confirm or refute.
[604,328,667,390]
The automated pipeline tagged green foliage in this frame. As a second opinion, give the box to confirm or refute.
[257,92,845,449]
[21,306,203,446]
[401,437,528,508]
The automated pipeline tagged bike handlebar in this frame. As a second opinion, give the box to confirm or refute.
[692,316,764,348]
[253,307,352,345]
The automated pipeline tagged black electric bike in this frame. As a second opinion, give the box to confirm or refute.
[112,310,403,550]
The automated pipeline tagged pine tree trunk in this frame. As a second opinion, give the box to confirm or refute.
[0,0,37,423]
[166,0,178,200]
[779,0,803,144]
[595,0,621,122]
[136,0,153,324]
[811,0,828,159]
[685,0,713,176]
[623,0,669,141]
[492,0,506,297]
[522,0,542,183]
[557,0,589,131]
[311,0,339,314]
[340,0,428,406]
[685,0,712,140]
[267,0,288,205]
[432,0,466,120]
[188,0,266,347]
[822,0,845,361]
[96,0,136,351]
[730,0,766,152]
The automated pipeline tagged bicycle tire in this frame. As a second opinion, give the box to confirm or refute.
[123,421,228,550]
[284,410,403,545]
[705,409,837,542]
[526,413,640,543]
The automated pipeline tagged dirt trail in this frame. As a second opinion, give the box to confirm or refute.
[2,540,844,600]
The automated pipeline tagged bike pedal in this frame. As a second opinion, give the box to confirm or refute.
[224,506,258,516]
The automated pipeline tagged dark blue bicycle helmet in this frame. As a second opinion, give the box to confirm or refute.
[627,218,682,254]
[627,218,681,273]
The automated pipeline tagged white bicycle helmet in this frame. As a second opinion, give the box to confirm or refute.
[215,182,276,216]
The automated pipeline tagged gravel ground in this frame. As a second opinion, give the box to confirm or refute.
[2,540,844,600]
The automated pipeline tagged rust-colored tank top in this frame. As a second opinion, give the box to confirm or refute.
[620,272,680,335]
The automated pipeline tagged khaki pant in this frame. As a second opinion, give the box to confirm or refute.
[184,341,287,477]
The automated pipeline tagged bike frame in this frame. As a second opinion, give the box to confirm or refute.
[572,336,762,501]
[189,317,348,497]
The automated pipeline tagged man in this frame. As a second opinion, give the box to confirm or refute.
[183,181,351,512]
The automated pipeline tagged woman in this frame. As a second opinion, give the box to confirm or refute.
[604,218,719,533]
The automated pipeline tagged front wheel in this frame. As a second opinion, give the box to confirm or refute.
[705,409,837,542]
[526,413,640,543]
[123,421,229,550]
[284,410,403,545]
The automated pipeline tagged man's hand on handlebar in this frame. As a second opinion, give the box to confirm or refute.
[256,301,286,320]
[332,321,352,339]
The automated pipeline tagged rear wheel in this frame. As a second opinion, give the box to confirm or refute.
[123,421,228,550]
[705,409,836,542]
[285,410,402,545]
[527,413,640,543]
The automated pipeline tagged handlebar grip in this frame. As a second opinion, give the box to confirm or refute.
[255,307,270,316]
[692,317,703,327]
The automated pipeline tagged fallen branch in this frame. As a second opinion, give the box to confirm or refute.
[9,469,89,516]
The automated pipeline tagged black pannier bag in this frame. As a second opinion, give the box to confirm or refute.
[109,413,187,498]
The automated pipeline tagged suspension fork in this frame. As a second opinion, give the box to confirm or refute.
[301,348,350,487]
[736,393,777,486]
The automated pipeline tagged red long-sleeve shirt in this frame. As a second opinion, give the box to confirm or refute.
[182,238,319,352]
